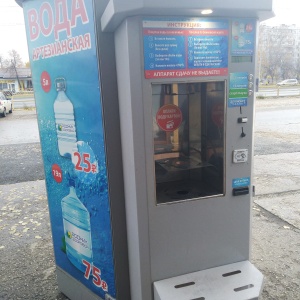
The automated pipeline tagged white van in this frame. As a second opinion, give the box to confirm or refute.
[277,79,298,86]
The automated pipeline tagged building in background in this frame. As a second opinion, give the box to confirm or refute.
[0,68,32,93]
[258,24,300,83]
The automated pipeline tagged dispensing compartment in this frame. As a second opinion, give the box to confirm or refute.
[152,82,226,204]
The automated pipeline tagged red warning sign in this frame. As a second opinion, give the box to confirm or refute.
[156,104,182,132]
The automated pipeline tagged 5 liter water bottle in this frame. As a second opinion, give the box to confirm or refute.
[54,78,77,158]
[61,178,93,273]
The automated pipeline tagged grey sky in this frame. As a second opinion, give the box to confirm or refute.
[263,0,300,26]
[0,1,28,62]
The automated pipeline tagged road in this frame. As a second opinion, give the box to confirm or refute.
[11,95,35,109]
[0,115,68,297]
[0,99,300,299]
[3,99,300,184]
[0,110,43,185]
[255,101,300,155]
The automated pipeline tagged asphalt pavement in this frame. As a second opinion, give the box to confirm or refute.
[0,110,69,300]
[0,102,300,300]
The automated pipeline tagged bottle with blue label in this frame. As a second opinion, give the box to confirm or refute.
[54,78,77,158]
[61,178,93,273]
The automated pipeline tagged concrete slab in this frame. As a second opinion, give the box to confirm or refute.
[255,192,300,229]
[253,152,300,196]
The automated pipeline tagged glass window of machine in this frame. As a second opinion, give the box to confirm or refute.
[152,82,226,204]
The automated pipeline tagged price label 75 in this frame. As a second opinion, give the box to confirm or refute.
[82,260,108,291]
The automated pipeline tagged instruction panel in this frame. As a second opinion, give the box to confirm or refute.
[143,18,229,78]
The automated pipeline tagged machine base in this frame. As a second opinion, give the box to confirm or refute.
[154,260,263,300]
[56,267,103,300]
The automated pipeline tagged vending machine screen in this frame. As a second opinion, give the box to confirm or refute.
[152,82,226,204]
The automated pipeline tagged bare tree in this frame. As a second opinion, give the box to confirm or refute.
[0,55,5,68]
[4,49,25,90]
[8,49,24,67]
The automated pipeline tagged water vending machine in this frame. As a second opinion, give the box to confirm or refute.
[18,0,274,299]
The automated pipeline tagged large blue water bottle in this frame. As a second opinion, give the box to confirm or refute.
[61,178,93,273]
[54,78,78,158]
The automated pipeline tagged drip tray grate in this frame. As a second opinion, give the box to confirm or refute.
[154,261,263,300]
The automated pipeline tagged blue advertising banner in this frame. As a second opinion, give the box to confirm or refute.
[229,72,249,107]
[143,18,229,79]
[231,19,256,56]
[22,0,116,299]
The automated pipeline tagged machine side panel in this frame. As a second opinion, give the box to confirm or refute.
[95,2,131,299]
[114,18,152,300]
[21,0,118,298]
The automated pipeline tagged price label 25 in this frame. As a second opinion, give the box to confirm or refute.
[82,260,108,291]
[73,152,98,174]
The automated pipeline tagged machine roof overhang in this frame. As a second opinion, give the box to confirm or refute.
[101,0,274,32]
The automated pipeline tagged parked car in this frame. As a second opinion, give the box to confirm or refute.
[277,79,298,86]
[0,91,13,117]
